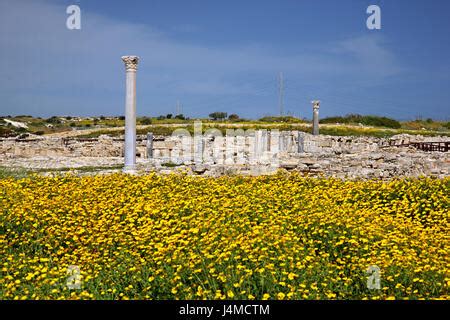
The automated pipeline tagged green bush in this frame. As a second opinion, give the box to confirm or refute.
[209,112,227,121]
[259,116,303,123]
[45,116,61,124]
[140,117,153,125]
[320,114,401,129]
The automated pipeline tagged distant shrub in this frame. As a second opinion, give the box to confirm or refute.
[319,116,346,124]
[46,116,61,124]
[259,116,302,123]
[228,114,240,121]
[209,112,227,121]
[320,114,401,129]
[140,117,153,125]
[161,162,181,168]
[444,122,450,130]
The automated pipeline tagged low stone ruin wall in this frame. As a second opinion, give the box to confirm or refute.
[1,131,448,179]
[1,131,447,162]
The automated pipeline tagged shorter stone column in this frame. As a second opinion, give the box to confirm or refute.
[254,130,261,159]
[298,131,305,153]
[269,130,280,155]
[194,135,203,164]
[312,100,320,136]
[146,132,153,159]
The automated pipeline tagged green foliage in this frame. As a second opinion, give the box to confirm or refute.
[320,114,401,129]
[45,116,62,124]
[209,112,228,120]
[161,162,182,168]
[258,116,303,123]
[0,167,31,179]
[140,117,153,125]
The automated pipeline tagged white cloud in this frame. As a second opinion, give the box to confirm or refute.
[332,35,403,79]
[0,0,404,117]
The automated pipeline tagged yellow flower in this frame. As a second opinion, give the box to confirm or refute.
[1,173,448,300]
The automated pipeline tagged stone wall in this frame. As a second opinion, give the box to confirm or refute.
[1,132,448,161]
[1,131,448,179]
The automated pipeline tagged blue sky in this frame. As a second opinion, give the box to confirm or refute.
[1,0,449,120]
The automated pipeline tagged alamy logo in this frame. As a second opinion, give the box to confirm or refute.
[366,265,381,290]
[66,5,81,30]
[66,265,82,289]
[366,5,381,30]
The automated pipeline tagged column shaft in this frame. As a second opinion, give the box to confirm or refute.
[121,56,139,172]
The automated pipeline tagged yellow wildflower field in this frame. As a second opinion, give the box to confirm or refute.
[1,173,449,300]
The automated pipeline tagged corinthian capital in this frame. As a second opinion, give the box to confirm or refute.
[311,100,320,110]
[121,56,139,72]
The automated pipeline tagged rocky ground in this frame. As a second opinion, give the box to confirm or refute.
[1,146,448,180]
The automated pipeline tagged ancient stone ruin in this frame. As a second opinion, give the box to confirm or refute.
[1,131,448,179]
[1,55,448,179]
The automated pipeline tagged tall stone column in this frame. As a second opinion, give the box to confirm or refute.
[312,100,320,136]
[121,56,139,173]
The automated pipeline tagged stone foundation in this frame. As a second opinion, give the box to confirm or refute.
[1,132,448,179]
